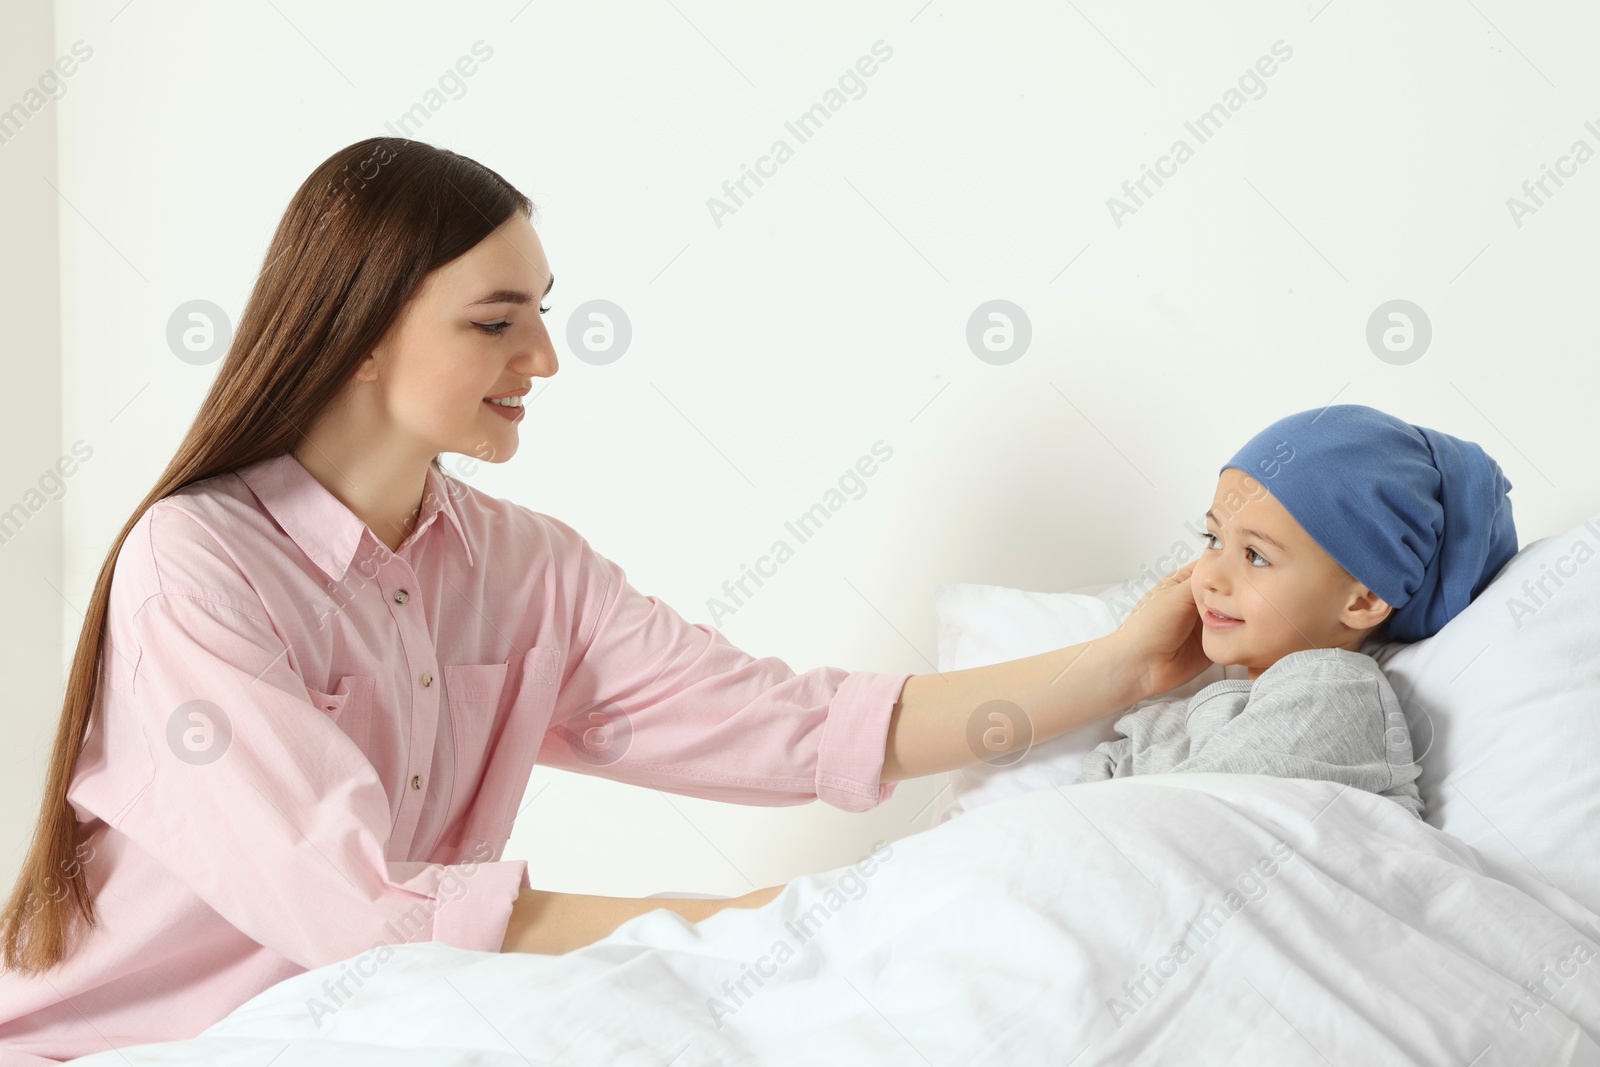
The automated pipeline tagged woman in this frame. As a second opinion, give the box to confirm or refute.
[0,138,1204,1064]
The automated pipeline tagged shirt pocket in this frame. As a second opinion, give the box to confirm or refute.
[443,660,512,817]
[305,675,379,756]
[454,645,561,853]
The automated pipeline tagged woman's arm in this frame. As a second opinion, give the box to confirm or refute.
[881,561,1210,783]
[500,884,783,955]
[880,633,1144,783]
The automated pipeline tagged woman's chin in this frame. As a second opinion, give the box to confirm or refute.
[450,435,513,464]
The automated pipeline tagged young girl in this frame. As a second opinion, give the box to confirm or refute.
[1076,404,1519,814]
[0,137,1186,1063]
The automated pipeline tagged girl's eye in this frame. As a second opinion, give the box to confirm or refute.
[540,303,552,316]
[1197,530,1268,566]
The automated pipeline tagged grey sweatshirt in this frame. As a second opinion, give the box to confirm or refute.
[1074,647,1424,819]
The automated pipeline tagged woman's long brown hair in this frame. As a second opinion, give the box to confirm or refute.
[0,137,533,975]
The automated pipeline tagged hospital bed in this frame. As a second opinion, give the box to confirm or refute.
[61,510,1600,1065]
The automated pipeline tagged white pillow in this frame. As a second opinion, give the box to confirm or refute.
[1368,511,1600,914]
[928,578,1248,826]
[931,514,1600,917]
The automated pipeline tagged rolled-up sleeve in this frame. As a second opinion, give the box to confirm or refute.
[113,592,528,966]
[533,519,912,813]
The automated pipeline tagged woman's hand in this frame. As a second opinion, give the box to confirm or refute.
[500,884,787,954]
[1109,559,1211,700]
[735,884,784,909]
[676,885,784,924]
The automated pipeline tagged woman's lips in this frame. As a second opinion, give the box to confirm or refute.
[482,399,525,422]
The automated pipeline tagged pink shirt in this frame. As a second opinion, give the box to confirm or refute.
[0,452,910,1064]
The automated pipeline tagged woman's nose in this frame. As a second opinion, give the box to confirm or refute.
[519,341,558,378]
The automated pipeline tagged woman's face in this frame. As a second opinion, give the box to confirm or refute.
[362,212,557,464]
[1192,467,1391,679]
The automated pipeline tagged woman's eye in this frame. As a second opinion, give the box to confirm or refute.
[476,304,551,335]
[1196,530,1268,566]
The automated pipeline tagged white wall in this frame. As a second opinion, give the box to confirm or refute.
[8,0,1597,897]
[0,0,64,895]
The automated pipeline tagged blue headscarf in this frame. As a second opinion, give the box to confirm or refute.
[1219,404,1517,644]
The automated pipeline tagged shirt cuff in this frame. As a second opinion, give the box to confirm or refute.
[816,670,914,813]
[430,859,530,953]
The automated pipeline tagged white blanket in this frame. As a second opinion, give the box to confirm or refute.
[68,774,1600,1066]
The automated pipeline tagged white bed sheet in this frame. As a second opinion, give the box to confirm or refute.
[67,774,1600,1066]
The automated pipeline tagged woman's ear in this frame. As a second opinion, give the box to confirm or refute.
[354,350,381,383]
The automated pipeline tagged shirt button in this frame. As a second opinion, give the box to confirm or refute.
[393,589,409,604]
[411,775,423,790]
[421,672,433,687]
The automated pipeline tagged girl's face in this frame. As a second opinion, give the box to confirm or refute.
[360,212,557,464]
[1192,467,1391,680]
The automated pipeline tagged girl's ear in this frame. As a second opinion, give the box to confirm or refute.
[1346,586,1392,634]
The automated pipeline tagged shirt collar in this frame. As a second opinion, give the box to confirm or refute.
[235,453,474,582]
